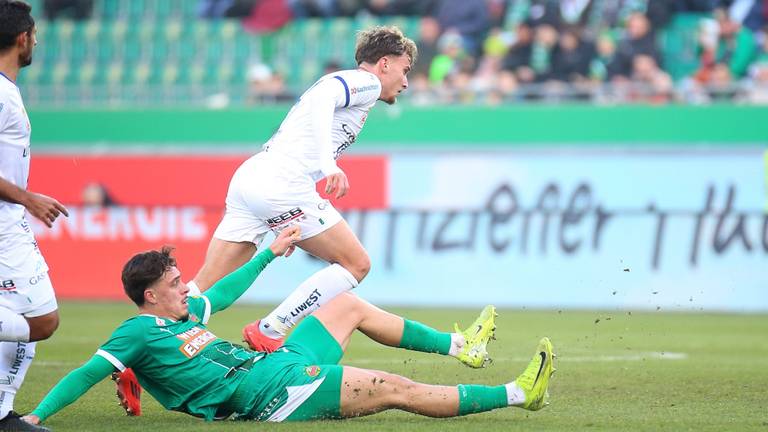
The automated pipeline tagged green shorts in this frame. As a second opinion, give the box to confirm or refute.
[228,316,345,422]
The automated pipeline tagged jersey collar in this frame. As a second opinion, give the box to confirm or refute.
[0,72,16,86]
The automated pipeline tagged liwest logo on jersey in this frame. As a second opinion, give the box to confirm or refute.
[176,326,217,358]
[266,207,305,230]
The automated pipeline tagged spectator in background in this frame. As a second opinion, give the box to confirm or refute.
[81,183,115,207]
[745,31,768,102]
[609,12,661,80]
[288,0,337,17]
[412,16,440,78]
[551,27,594,82]
[429,30,465,84]
[719,0,765,32]
[486,0,509,27]
[713,7,757,78]
[247,63,294,104]
[242,0,293,32]
[502,20,535,84]
[198,0,257,18]
[42,0,92,20]
[362,0,428,16]
[559,0,594,27]
[683,16,741,103]
[629,54,674,102]
[675,0,717,12]
[432,0,491,58]
[529,23,559,82]
[590,31,619,81]
[522,0,562,28]
[471,24,521,103]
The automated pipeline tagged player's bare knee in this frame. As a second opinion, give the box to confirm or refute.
[347,253,371,282]
[334,292,367,320]
[378,373,417,408]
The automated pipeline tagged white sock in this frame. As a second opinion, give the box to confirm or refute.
[0,307,30,342]
[260,264,359,337]
[0,341,36,419]
[186,281,201,297]
[504,381,526,406]
[448,333,464,357]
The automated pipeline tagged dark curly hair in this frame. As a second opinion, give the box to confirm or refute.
[121,246,176,306]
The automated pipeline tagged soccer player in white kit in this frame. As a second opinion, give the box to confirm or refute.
[113,25,416,418]
[0,1,68,431]
[198,26,417,351]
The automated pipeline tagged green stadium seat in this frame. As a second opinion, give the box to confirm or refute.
[22,9,420,105]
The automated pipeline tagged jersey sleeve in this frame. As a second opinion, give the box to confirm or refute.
[95,319,146,371]
[31,355,115,422]
[305,79,344,177]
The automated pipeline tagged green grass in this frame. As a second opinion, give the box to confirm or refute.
[16,302,768,431]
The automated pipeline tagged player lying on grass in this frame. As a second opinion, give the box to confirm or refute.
[23,226,555,425]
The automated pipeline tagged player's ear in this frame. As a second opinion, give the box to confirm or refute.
[16,32,27,49]
[144,288,156,305]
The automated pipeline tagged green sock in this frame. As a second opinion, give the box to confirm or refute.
[457,384,509,415]
[398,319,451,355]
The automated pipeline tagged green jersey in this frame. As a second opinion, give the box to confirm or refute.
[96,295,264,419]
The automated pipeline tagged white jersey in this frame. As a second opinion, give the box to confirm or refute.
[0,72,31,233]
[0,72,48,281]
[262,69,382,182]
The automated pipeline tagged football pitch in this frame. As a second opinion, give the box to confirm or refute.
[17,302,767,432]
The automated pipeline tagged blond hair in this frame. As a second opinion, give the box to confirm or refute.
[355,25,418,67]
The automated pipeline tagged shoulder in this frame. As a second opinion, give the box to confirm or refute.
[102,316,148,343]
[115,315,147,331]
[333,70,381,104]
[0,77,18,100]
[335,69,381,89]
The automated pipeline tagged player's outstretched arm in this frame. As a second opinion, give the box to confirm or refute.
[0,176,68,227]
[23,355,116,425]
[205,226,301,314]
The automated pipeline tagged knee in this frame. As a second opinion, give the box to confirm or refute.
[379,374,417,408]
[28,313,59,341]
[347,252,371,282]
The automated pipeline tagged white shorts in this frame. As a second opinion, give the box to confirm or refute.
[213,152,343,246]
[0,218,58,317]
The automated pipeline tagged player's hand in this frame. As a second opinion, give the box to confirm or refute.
[22,192,69,228]
[325,172,349,199]
[20,414,40,425]
[269,225,301,257]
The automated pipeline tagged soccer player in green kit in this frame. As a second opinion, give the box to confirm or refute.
[22,226,554,425]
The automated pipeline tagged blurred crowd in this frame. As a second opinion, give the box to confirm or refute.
[39,0,768,105]
[236,0,768,105]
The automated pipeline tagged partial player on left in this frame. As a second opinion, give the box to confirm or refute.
[0,2,68,431]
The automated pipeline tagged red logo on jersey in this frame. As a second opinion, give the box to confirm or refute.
[176,327,217,358]
[304,365,321,377]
